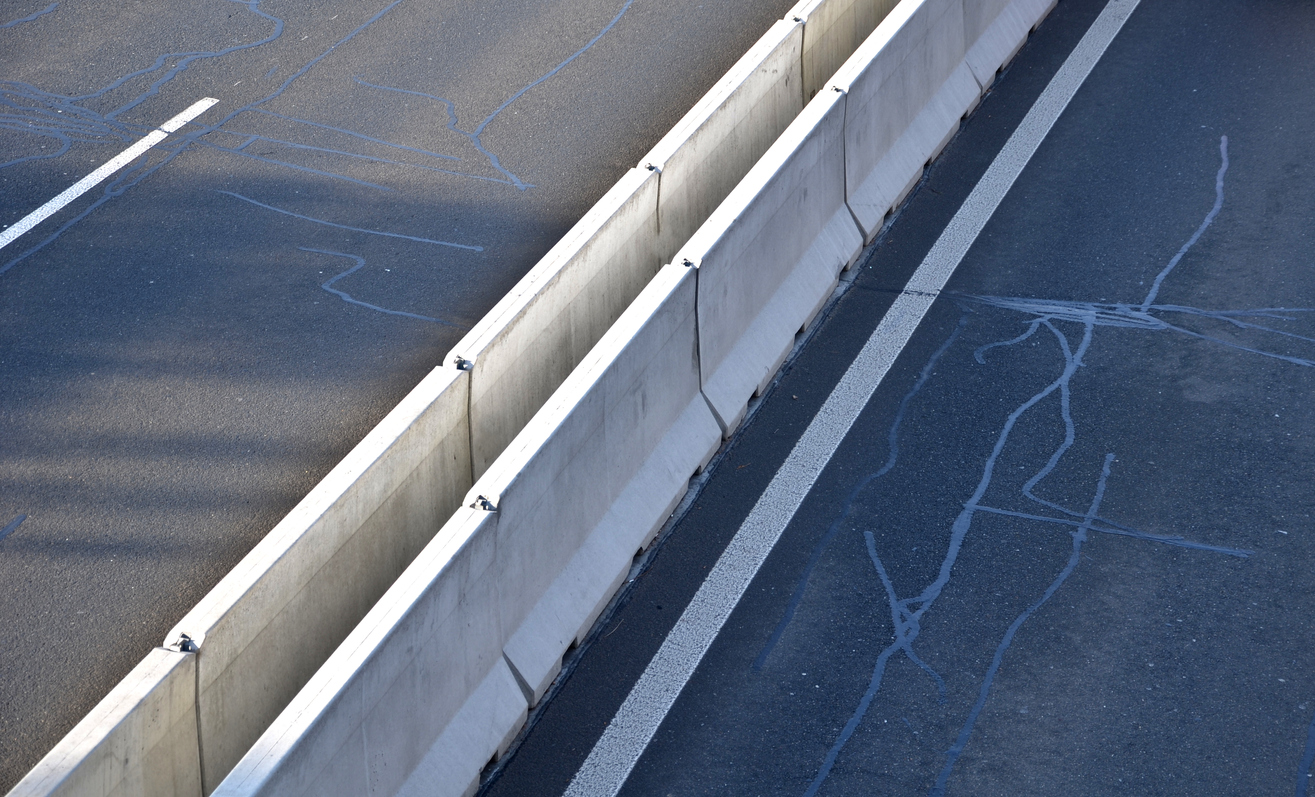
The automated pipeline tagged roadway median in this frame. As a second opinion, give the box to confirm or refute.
[6,0,1051,794]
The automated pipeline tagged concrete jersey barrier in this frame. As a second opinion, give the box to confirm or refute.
[641,19,805,263]
[450,17,808,485]
[836,0,1055,242]
[448,168,661,480]
[477,262,719,706]
[208,0,1054,791]
[165,366,472,793]
[7,366,472,797]
[212,507,515,797]
[215,262,716,797]
[789,0,902,102]
[9,650,200,797]
[681,87,863,435]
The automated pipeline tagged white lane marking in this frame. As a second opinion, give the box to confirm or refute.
[564,1,1142,793]
[0,98,218,252]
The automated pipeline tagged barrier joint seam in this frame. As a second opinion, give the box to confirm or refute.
[191,646,208,795]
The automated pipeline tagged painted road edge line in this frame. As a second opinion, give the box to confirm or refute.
[562,1,1143,794]
[0,97,218,252]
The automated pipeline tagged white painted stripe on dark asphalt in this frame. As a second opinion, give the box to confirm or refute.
[564,2,1142,794]
[0,98,218,252]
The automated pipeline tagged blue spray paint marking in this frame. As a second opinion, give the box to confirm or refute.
[299,247,460,326]
[0,0,286,271]
[1155,305,1315,344]
[351,77,526,189]
[248,108,461,162]
[199,0,636,193]
[1297,706,1315,797]
[352,0,636,190]
[106,3,287,120]
[755,312,970,671]
[1140,136,1229,310]
[0,514,26,542]
[802,317,1096,797]
[801,530,944,797]
[973,317,1042,363]
[1,0,282,141]
[0,3,57,29]
[930,453,1115,796]
[970,505,1250,558]
[198,143,395,191]
[1,84,140,171]
[476,0,635,138]
[3,0,632,269]
[213,134,512,186]
[1,0,441,273]
[217,191,483,251]
[799,137,1281,796]
[960,296,1315,369]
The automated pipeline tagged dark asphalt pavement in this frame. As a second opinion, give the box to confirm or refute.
[484,0,1315,794]
[0,0,796,788]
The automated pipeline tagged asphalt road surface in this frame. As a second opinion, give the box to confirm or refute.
[0,0,797,788]
[484,0,1315,794]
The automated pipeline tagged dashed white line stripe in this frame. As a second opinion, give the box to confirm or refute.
[0,97,218,252]
[563,1,1141,794]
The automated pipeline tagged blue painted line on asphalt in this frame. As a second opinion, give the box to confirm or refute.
[354,0,635,191]
[753,311,970,672]
[0,2,57,29]
[1139,136,1228,311]
[1298,705,1315,797]
[218,190,484,251]
[0,515,27,543]
[931,453,1115,796]
[299,247,462,326]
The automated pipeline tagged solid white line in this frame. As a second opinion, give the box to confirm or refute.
[563,1,1142,794]
[0,97,218,252]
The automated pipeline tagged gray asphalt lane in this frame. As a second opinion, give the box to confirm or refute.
[0,0,795,788]
[483,0,1315,794]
